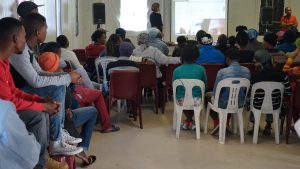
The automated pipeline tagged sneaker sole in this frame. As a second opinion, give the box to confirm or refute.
[50,147,83,156]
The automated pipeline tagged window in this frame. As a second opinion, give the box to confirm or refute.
[119,0,147,31]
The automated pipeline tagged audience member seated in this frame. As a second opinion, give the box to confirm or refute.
[133,32,180,78]
[0,17,73,169]
[43,41,96,89]
[173,45,207,130]
[228,35,238,49]
[276,30,297,53]
[38,52,120,133]
[248,49,292,135]
[215,34,229,54]
[100,33,122,58]
[106,42,139,80]
[195,33,225,64]
[246,28,263,52]
[236,30,254,63]
[85,28,106,57]
[195,29,207,49]
[172,36,187,57]
[207,48,250,135]
[148,27,169,56]
[115,27,133,44]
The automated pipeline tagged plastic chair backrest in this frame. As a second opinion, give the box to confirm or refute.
[110,70,140,100]
[138,63,157,88]
[250,82,284,113]
[240,63,255,73]
[95,56,117,83]
[72,49,87,63]
[165,64,181,87]
[172,79,205,109]
[202,64,224,91]
[214,78,250,112]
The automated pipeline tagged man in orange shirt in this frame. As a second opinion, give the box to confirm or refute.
[281,7,298,31]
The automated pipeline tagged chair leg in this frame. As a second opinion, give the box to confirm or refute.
[176,108,183,139]
[253,111,261,144]
[173,106,177,130]
[204,104,211,134]
[138,102,143,129]
[273,112,280,144]
[161,86,167,114]
[286,107,293,144]
[238,112,244,144]
[232,114,238,134]
[154,86,158,114]
[219,112,228,144]
[245,111,251,134]
[194,108,201,140]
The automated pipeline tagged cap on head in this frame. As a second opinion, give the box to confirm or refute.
[247,29,258,40]
[17,1,43,18]
[115,28,126,39]
[38,52,60,72]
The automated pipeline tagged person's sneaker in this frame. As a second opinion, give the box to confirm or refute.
[45,157,68,169]
[181,121,189,130]
[49,141,83,156]
[62,129,82,145]
[210,124,219,135]
[188,121,196,130]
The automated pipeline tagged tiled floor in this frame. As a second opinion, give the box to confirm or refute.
[78,100,300,169]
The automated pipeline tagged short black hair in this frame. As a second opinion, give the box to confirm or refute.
[263,32,277,47]
[180,45,199,64]
[284,30,296,43]
[56,35,69,48]
[177,36,187,47]
[236,30,249,47]
[228,36,236,47]
[217,34,228,46]
[91,29,106,43]
[196,30,206,42]
[41,42,61,54]
[0,17,23,43]
[225,48,240,60]
[23,13,46,39]
[235,25,248,32]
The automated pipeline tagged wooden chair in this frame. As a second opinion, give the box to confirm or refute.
[109,70,143,128]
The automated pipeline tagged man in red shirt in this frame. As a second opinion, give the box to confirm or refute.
[281,7,298,31]
[0,17,59,169]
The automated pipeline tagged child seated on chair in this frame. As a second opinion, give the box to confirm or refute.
[173,45,207,130]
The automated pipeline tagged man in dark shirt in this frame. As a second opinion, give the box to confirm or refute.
[236,30,254,63]
[150,3,163,32]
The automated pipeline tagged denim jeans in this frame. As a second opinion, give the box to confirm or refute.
[22,85,66,141]
[72,106,97,150]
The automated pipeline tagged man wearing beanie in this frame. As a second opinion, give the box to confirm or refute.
[106,42,139,80]
[249,49,292,135]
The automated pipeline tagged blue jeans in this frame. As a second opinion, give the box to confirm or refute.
[72,106,97,150]
[22,85,66,141]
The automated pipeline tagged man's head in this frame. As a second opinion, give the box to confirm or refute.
[254,49,272,66]
[225,48,240,65]
[201,33,213,45]
[17,1,42,19]
[23,13,47,44]
[115,28,126,39]
[177,36,187,47]
[180,45,199,64]
[0,17,26,56]
[148,27,161,39]
[151,3,160,12]
[217,34,228,46]
[56,35,69,48]
[38,52,60,72]
[119,42,135,57]
[137,32,149,45]
[91,28,106,44]
[285,7,292,16]
[236,30,249,48]
[196,30,206,43]
[263,32,277,49]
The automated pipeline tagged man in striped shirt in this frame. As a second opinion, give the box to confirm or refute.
[250,49,292,135]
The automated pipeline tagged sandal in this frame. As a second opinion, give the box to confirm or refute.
[81,155,96,168]
[100,125,120,133]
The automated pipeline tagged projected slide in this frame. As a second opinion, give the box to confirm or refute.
[174,0,227,36]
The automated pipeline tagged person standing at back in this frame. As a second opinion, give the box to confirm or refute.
[150,2,163,32]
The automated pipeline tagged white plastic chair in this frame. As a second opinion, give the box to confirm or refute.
[172,79,205,140]
[95,56,117,83]
[250,82,284,144]
[204,78,250,144]
[294,119,300,139]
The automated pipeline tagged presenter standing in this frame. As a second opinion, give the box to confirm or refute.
[280,7,298,31]
[150,3,163,32]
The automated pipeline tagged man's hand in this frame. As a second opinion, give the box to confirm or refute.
[69,71,82,84]
[43,102,59,116]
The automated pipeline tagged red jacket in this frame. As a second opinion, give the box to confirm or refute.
[0,59,44,111]
[85,43,105,58]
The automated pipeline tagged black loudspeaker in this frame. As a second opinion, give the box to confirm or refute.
[93,3,105,24]
[260,6,273,25]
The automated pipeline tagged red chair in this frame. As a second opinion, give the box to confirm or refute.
[72,49,87,64]
[240,63,255,73]
[161,64,181,114]
[286,79,300,144]
[51,155,76,169]
[202,64,224,91]
[109,70,143,128]
[138,63,158,114]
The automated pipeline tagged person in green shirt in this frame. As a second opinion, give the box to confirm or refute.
[173,45,207,130]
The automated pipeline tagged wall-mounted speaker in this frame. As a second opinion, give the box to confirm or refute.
[93,3,105,24]
[260,6,273,25]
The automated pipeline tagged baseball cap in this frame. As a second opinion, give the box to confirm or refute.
[17,1,44,18]
[38,52,60,72]
[115,28,126,39]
